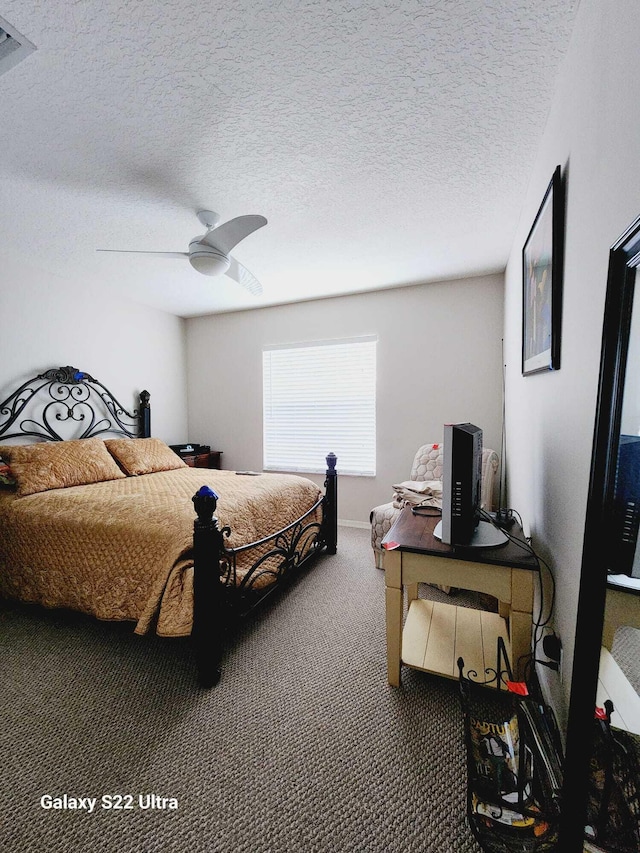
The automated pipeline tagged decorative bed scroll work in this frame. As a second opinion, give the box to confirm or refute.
[0,367,337,688]
[0,365,151,442]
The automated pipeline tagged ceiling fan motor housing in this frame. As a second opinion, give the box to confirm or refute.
[188,240,231,277]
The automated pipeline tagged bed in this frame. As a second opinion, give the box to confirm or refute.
[0,366,338,686]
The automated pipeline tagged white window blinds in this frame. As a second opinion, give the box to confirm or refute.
[263,336,376,476]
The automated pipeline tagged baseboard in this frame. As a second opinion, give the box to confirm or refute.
[338,519,370,529]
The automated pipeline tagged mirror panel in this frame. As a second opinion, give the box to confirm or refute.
[560,215,640,849]
[608,294,640,579]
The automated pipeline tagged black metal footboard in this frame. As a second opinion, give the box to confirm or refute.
[191,453,338,687]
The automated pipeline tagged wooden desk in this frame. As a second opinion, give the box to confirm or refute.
[382,509,539,686]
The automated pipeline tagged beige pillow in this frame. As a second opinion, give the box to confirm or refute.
[104,437,187,476]
[0,437,126,497]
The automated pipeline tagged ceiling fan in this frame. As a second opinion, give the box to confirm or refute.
[97,210,267,295]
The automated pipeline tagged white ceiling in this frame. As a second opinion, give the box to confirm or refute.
[0,1,579,318]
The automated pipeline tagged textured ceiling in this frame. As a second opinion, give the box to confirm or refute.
[0,0,579,317]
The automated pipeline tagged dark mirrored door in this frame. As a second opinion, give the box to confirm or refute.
[561,215,640,850]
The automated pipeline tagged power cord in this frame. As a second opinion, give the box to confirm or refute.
[493,507,516,529]
[410,505,442,517]
[479,507,557,678]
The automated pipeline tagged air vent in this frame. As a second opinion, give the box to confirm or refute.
[0,15,36,78]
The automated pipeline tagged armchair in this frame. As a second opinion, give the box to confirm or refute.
[370,442,500,568]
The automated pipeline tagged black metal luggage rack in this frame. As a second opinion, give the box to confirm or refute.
[584,700,640,853]
[457,657,563,853]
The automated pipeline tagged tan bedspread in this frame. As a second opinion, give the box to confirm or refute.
[0,468,322,637]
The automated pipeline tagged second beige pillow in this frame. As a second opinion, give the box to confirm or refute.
[104,437,187,476]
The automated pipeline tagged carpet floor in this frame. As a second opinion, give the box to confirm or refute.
[0,526,485,853]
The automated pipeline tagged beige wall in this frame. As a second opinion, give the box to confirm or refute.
[186,274,504,523]
[503,0,640,719]
[0,257,188,442]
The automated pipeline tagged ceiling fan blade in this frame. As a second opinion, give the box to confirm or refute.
[201,215,267,254]
[96,250,189,259]
[226,256,263,296]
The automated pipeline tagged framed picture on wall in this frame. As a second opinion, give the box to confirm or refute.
[522,165,565,375]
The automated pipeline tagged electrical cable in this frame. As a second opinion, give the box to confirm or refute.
[410,505,442,517]
[497,338,508,515]
[478,507,557,678]
[478,507,532,554]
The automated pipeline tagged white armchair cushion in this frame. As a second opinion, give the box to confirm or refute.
[370,501,398,567]
[410,443,444,481]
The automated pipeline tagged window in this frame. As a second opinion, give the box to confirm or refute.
[263,336,376,476]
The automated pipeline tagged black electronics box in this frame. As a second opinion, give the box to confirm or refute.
[170,443,210,457]
[610,434,640,576]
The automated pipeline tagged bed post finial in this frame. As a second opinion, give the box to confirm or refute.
[323,453,338,555]
[192,485,218,520]
[192,486,224,688]
[139,390,151,438]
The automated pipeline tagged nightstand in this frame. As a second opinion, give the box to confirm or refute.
[382,508,538,686]
[182,451,222,469]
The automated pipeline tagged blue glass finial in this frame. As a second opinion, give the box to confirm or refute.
[197,485,219,500]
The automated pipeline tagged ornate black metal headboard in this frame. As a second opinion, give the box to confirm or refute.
[0,366,151,443]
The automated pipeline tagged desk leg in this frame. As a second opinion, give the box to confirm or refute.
[384,550,403,687]
[509,569,534,681]
[386,587,403,686]
[510,610,532,682]
[602,588,640,650]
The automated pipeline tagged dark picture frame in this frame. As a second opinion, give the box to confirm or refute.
[522,165,564,375]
